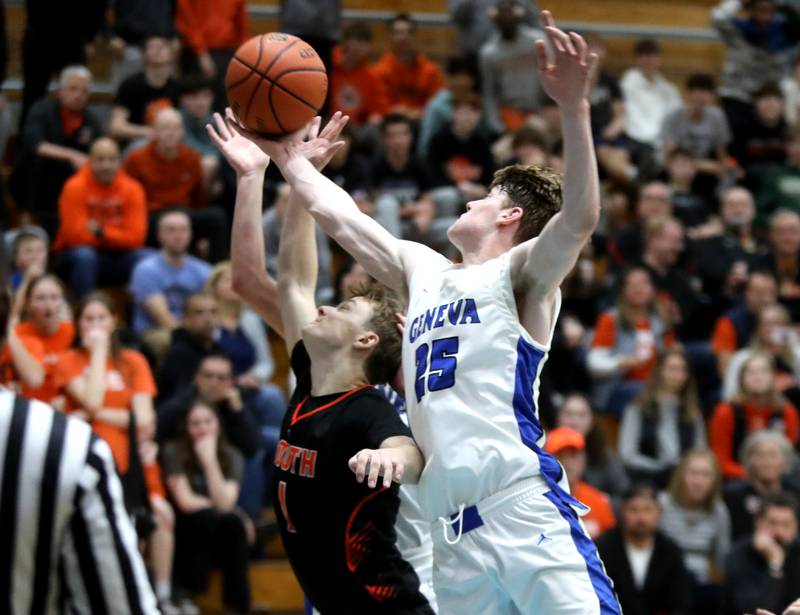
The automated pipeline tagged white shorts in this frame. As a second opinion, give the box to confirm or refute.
[431,477,621,615]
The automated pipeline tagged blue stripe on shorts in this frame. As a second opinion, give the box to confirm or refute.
[543,491,622,615]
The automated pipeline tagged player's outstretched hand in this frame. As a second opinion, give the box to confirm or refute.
[534,10,598,113]
[227,109,349,172]
[206,110,270,178]
[349,447,405,488]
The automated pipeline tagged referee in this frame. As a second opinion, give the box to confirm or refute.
[0,240,158,612]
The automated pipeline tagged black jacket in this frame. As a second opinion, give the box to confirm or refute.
[596,527,691,615]
[721,536,800,615]
[156,328,221,403]
[156,383,260,458]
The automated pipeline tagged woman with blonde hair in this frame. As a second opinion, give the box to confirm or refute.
[722,303,800,405]
[205,260,286,516]
[618,347,706,488]
[660,450,730,614]
[710,351,799,479]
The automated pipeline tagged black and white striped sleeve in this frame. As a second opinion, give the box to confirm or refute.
[60,435,158,615]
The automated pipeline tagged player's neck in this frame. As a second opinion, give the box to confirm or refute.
[460,238,511,266]
[308,352,369,396]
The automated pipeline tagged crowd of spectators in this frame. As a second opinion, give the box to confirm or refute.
[6,0,800,613]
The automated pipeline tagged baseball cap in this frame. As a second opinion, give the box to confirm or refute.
[544,427,585,455]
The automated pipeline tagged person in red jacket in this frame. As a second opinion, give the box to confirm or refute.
[370,13,444,119]
[53,137,149,299]
[175,0,250,109]
[710,351,800,479]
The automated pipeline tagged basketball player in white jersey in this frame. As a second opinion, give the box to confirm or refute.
[216,11,620,614]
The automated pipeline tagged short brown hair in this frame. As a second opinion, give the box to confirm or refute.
[348,283,403,384]
[490,164,562,244]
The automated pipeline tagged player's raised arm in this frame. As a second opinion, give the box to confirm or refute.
[251,114,446,299]
[207,113,284,337]
[510,11,601,298]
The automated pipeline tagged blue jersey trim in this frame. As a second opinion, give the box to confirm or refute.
[543,491,622,615]
[513,337,589,511]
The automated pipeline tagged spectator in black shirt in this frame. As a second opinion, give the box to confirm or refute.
[757,209,800,322]
[640,216,701,339]
[608,181,672,267]
[157,292,219,403]
[725,430,799,541]
[109,35,180,143]
[691,186,763,304]
[161,399,251,613]
[372,113,459,253]
[722,492,800,615]
[156,353,260,459]
[427,91,495,199]
[321,123,373,207]
[12,65,104,238]
[596,484,691,615]
[209,112,433,613]
[730,83,788,188]
[109,0,177,88]
[665,148,712,231]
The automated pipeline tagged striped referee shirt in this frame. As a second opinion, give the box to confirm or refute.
[0,391,158,614]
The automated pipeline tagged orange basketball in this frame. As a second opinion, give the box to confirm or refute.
[225,33,328,136]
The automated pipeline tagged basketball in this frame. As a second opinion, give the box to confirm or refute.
[225,33,328,136]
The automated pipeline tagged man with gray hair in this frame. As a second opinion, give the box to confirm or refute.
[725,429,799,540]
[12,65,103,237]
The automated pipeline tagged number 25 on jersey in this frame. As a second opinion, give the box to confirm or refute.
[414,336,459,402]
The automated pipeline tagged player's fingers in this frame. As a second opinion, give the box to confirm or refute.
[540,9,555,29]
[396,312,407,335]
[206,123,225,149]
[306,116,321,141]
[367,452,382,488]
[319,111,343,140]
[393,461,405,483]
[213,112,230,140]
[382,457,395,488]
[570,32,588,64]
[587,51,600,79]
[545,26,570,55]
[354,451,369,482]
[534,40,549,73]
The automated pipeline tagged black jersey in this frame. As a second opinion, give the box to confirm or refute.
[273,343,432,615]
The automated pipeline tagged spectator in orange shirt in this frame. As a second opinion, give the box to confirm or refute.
[710,351,800,479]
[124,108,228,262]
[711,270,778,377]
[544,426,616,540]
[371,14,444,120]
[54,292,179,613]
[53,137,149,299]
[588,266,675,414]
[175,0,250,109]
[1,273,73,404]
[331,22,388,127]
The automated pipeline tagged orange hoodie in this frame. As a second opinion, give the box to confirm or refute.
[175,0,250,55]
[53,165,148,251]
[124,141,206,212]
[331,46,389,124]
[370,51,444,114]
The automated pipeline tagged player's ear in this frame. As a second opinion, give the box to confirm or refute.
[353,331,379,351]
[497,206,523,228]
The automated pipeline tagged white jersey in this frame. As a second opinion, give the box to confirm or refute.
[402,252,562,521]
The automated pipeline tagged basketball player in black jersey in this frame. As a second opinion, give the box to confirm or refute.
[208,112,434,614]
